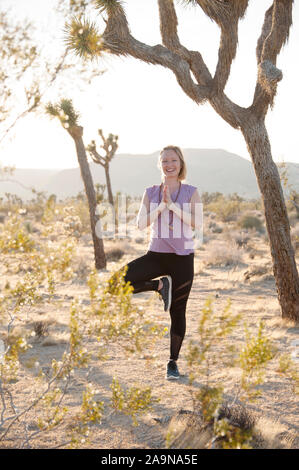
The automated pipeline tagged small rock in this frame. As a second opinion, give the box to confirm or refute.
[27,422,39,431]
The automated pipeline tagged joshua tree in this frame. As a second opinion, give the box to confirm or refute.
[87,129,118,207]
[65,0,299,321]
[46,99,106,269]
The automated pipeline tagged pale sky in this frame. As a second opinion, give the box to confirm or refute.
[1,0,299,169]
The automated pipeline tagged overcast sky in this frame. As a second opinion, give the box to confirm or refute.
[1,0,299,169]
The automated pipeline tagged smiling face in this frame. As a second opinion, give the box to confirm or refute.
[160,149,182,181]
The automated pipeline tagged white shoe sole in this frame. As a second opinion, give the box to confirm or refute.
[166,374,180,380]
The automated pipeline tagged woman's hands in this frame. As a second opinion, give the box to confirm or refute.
[162,185,172,206]
[157,185,168,213]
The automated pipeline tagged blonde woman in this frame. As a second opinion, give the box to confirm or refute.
[119,146,201,379]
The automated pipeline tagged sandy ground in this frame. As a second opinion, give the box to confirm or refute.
[0,228,298,449]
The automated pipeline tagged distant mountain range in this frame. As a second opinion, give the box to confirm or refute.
[1,148,298,201]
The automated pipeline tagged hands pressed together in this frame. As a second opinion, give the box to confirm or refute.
[161,184,173,209]
[137,183,198,230]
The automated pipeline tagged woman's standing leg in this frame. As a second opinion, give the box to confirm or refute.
[167,253,194,362]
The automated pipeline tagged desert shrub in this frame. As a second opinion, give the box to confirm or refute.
[208,222,223,233]
[94,183,106,204]
[7,272,43,312]
[204,193,263,224]
[41,196,59,225]
[105,247,125,262]
[32,321,50,338]
[31,239,77,283]
[110,377,160,426]
[24,220,35,233]
[74,257,91,281]
[201,192,224,205]
[0,238,77,305]
[238,214,264,232]
[204,240,244,267]
[63,215,83,238]
[285,190,299,220]
[276,353,299,395]
[229,231,250,248]
[70,200,91,235]
[213,404,257,449]
[291,224,299,252]
[243,263,273,282]
[238,321,275,400]
[87,267,166,356]
[0,214,36,253]
[205,197,241,222]
[186,297,242,386]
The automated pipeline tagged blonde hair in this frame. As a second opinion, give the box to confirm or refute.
[158,145,187,181]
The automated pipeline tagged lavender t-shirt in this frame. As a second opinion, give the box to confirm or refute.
[145,183,197,256]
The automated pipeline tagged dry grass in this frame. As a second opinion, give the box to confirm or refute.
[253,416,296,449]
[166,408,297,449]
[203,239,245,267]
[105,247,125,262]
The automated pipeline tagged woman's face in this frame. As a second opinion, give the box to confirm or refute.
[160,149,181,180]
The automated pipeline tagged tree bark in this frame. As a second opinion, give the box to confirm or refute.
[241,117,299,321]
[105,164,114,207]
[68,125,106,270]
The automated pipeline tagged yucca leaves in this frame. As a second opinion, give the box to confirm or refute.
[46,99,80,128]
[45,103,59,118]
[93,0,124,15]
[65,16,103,60]
[178,0,249,22]
[178,0,197,5]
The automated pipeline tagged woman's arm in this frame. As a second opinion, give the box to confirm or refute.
[136,190,167,230]
[168,189,202,230]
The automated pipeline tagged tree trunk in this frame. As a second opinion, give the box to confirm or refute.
[68,126,106,270]
[241,117,299,321]
[105,164,114,207]
[105,164,118,236]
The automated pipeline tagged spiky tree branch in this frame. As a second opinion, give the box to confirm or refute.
[87,141,107,166]
[87,129,118,167]
[157,0,211,98]
[86,129,118,207]
[68,3,208,104]
[192,0,249,94]
[251,0,293,118]
[66,0,250,127]
[158,0,247,127]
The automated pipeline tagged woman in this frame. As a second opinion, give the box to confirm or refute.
[118,145,201,380]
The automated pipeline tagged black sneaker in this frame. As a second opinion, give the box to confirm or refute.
[158,276,172,312]
[166,360,180,380]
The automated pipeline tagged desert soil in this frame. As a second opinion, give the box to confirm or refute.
[0,230,298,449]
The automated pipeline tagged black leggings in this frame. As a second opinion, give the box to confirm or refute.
[121,250,194,361]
